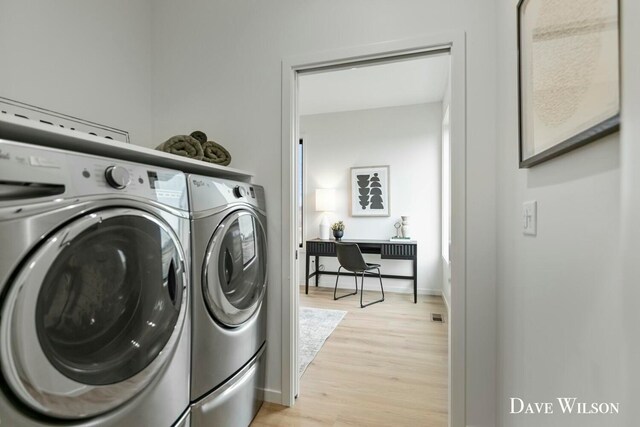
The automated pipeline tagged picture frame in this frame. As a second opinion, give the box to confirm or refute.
[350,165,390,217]
[517,0,620,168]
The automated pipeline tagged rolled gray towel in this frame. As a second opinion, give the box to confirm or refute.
[190,130,207,144]
[201,140,232,166]
[156,135,204,160]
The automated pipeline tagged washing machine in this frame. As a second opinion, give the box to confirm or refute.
[187,174,267,427]
[0,139,191,426]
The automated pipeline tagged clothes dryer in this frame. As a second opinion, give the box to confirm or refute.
[187,174,267,427]
[0,140,191,426]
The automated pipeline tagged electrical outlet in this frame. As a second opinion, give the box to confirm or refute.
[523,200,537,236]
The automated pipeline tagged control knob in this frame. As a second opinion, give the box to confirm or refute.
[233,185,246,198]
[105,166,131,189]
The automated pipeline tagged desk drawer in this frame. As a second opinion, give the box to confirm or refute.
[381,243,416,259]
[306,241,336,255]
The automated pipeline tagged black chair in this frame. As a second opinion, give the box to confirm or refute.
[334,242,384,308]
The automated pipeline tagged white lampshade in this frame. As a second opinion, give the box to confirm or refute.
[315,189,336,212]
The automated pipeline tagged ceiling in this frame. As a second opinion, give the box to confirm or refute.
[298,53,450,116]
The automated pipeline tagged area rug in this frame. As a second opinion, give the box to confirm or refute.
[299,307,347,376]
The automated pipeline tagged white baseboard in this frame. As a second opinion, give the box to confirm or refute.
[416,288,443,297]
[304,283,442,296]
[263,388,282,404]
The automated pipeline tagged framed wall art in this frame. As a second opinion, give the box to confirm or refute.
[517,0,620,168]
[350,165,390,217]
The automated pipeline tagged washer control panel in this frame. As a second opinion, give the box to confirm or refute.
[189,174,265,213]
[0,139,188,210]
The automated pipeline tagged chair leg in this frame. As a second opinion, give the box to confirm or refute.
[377,267,385,301]
[334,266,357,300]
[359,271,365,307]
[360,268,385,308]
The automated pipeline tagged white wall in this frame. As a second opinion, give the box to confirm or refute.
[495,1,627,426]
[0,0,153,146]
[152,1,498,422]
[301,103,442,294]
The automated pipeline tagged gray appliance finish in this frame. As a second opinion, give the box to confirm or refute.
[188,174,267,427]
[0,139,191,426]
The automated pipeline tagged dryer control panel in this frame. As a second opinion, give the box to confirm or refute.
[0,139,188,211]
[188,174,265,213]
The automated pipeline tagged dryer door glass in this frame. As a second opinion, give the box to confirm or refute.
[34,213,184,385]
[204,209,267,327]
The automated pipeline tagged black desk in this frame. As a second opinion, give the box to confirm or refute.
[305,239,418,303]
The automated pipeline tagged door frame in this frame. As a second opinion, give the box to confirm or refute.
[280,32,467,427]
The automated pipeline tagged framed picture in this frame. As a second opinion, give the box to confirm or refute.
[517,0,620,168]
[350,166,390,217]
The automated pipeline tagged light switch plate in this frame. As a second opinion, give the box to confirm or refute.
[523,200,537,236]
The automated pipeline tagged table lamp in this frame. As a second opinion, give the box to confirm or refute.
[315,188,335,240]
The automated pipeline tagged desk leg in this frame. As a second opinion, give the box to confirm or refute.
[413,257,418,303]
[315,256,319,287]
[305,253,310,294]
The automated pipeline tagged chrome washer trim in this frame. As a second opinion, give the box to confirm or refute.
[0,208,188,419]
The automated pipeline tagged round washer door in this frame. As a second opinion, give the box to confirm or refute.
[0,208,188,419]
[203,208,267,327]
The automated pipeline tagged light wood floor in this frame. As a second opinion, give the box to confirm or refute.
[252,287,448,427]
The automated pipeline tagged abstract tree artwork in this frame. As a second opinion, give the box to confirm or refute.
[351,166,390,217]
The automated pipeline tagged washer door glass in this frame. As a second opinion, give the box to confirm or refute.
[0,208,187,419]
[203,209,267,327]
[36,214,183,384]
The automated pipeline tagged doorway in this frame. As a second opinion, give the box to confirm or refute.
[281,34,467,427]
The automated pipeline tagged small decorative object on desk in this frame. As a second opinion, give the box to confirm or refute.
[401,215,410,238]
[390,218,410,241]
[330,221,345,241]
